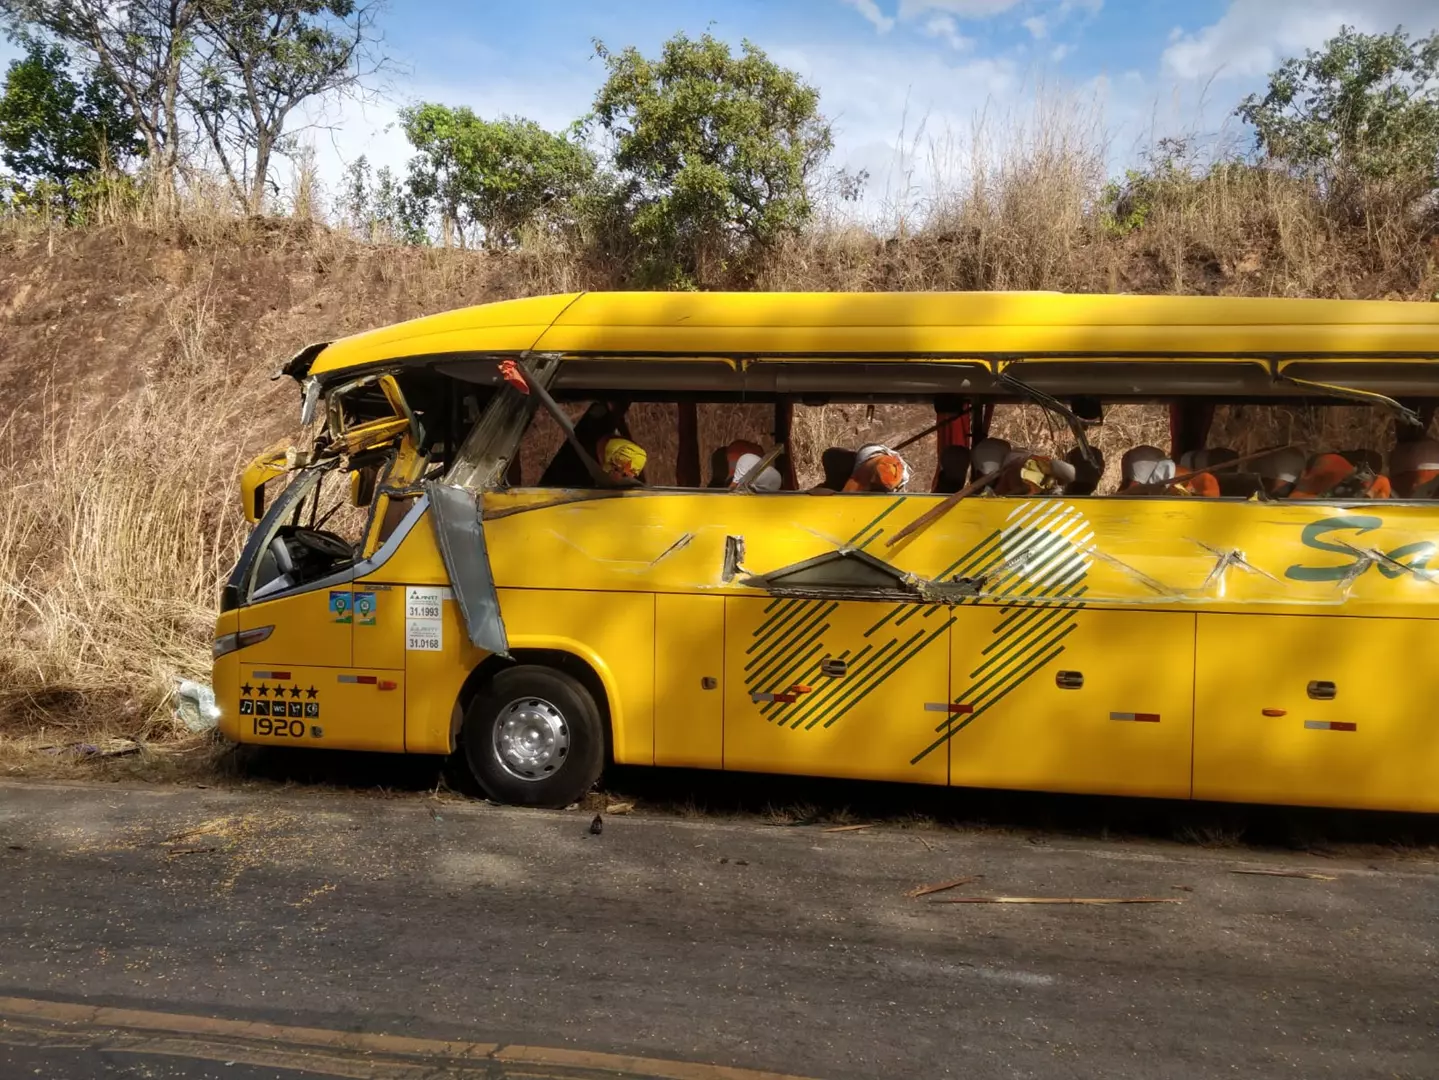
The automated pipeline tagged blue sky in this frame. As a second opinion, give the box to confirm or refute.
[321,0,1438,219]
[6,0,1439,220]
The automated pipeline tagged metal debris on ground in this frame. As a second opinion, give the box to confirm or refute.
[1230,868,1337,881]
[931,896,1185,905]
[905,875,982,898]
[822,823,875,833]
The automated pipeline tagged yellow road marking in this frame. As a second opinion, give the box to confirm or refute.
[0,995,819,1080]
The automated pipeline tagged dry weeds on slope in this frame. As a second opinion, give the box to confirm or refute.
[0,134,1436,766]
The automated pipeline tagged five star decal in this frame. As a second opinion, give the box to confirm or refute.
[240,681,321,719]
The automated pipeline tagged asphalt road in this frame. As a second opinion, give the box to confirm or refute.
[0,779,1436,1080]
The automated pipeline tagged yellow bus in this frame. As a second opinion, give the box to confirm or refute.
[211,291,1439,812]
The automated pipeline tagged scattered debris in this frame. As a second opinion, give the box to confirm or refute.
[931,896,1185,905]
[33,737,147,759]
[174,679,220,732]
[1171,884,1194,892]
[80,738,142,758]
[906,875,982,898]
[605,801,635,815]
[1230,868,1337,881]
[823,823,875,834]
[589,814,604,836]
[165,846,217,857]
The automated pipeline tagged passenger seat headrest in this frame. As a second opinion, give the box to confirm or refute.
[1121,445,1175,487]
[971,438,1011,476]
[732,452,781,492]
[854,444,911,492]
[1253,447,1305,484]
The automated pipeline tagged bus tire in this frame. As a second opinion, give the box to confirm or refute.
[461,665,604,808]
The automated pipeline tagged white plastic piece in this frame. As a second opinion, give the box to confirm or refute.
[174,679,220,732]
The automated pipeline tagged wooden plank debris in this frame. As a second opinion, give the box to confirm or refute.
[905,875,982,898]
[1230,869,1337,881]
[931,896,1185,905]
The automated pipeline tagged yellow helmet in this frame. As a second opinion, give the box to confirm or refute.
[600,437,647,479]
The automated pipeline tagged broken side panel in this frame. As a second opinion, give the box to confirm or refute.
[426,482,507,655]
[722,596,951,785]
[1193,612,1439,812]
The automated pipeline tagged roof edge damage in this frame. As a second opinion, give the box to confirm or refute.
[296,291,1439,383]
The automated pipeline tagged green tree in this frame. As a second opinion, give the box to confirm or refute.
[588,31,833,284]
[186,0,387,212]
[1236,25,1439,199]
[0,38,141,202]
[338,152,424,243]
[399,103,595,248]
[0,0,199,201]
[0,0,385,211]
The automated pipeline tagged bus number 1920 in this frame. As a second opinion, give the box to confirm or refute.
[254,717,306,738]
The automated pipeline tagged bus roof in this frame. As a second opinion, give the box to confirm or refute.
[302,291,1439,381]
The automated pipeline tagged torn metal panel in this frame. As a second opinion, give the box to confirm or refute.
[1192,539,1279,593]
[722,536,747,583]
[917,576,989,604]
[1333,540,1438,585]
[740,548,923,600]
[481,490,626,520]
[650,533,695,567]
[426,481,508,655]
[446,353,563,490]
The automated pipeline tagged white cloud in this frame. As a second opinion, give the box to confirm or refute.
[923,14,975,49]
[771,41,1067,221]
[1023,16,1049,38]
[1162,0,1439,82]
[1050,42,1074,61]
[841,0,897,33]
[898,0,1024,15]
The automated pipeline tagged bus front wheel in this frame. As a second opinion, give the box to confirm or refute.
[461,665,605,808]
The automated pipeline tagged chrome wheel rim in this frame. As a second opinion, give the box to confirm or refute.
[492,697,569,781]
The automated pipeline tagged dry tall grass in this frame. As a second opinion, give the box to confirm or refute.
[0,291,265,741]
